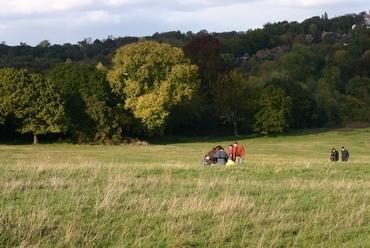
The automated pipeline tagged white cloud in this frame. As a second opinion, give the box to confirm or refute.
[82,10,122,24]
[268,0,367,8]
[104,0,141,5]
[0,0,93,15]
[0,0,368,46]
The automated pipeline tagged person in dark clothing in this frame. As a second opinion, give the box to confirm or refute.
[330,148,339,162]
[212,145,229,165]
[341,147,349,161]
[203,147,217,165]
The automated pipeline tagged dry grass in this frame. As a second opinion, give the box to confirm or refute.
[1,128,370,246]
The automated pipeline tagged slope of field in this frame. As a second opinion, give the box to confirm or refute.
[1,128,369,247]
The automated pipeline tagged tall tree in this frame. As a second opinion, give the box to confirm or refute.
[264,72,322,128]
[321,65,343,93]
[245,28,271,52]
[48,62,121,144]
[0,68,66,144]
[213,71,250,136]
[254,85,292,134]
[281,43,316,82]
[342,76,370,122]
[108,40,200,136]
[182,33,226,101]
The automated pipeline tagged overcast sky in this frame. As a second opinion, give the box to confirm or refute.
[0,0,369,46]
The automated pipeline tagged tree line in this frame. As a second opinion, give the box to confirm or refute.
[1,11,370,143]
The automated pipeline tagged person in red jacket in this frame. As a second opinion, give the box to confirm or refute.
[233,141,245,164]
[227,144,235,162]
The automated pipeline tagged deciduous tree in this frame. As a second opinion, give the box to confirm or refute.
[109,41,200,136]
[0,68,66,144]
[48,62,121,143]
[254,85,292,134]
[264,72,322,128]
[182,34,225,101]
[213,71,250,136]
[281,43,316,82]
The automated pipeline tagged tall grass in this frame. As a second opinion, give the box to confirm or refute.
[1,128,370,247]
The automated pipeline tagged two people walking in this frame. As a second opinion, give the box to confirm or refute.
[330,146,349,162]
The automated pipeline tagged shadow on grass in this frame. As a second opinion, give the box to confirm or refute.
[147,128,336,145]
[0,133,65,146]
[2,127,361,146]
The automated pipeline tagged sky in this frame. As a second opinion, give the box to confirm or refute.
[0,0,369,46]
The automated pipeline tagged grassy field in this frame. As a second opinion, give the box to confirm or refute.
[1,128,370,247]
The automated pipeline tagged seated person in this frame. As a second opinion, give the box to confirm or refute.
[212,145,229,165]
[203,147,217,165]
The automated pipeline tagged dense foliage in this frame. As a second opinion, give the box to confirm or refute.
[108,41,200,136]
[1,11,370,143]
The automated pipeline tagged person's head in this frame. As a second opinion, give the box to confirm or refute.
[216,145,224,150]
[229,144,233,149]
[341,146,345,151]
[332,148,336,151]
[233,142,238,147]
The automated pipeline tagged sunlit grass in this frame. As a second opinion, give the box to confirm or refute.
[1,128,370,246]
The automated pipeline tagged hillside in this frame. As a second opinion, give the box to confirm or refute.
[1,11,370,143]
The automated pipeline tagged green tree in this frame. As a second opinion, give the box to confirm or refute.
[245,29,270,53]
[321,65,343,93]
[281,43,316,82]
[48,62,121,144]
[109,41,200,136]
[346,76,370,105]
[342,76,370,122]
[254,85,292,134]
[308,23,322,43]
[264,72,322,128]
[182,33,225,101]
[0,68,66,144]
[213,71,250,136]
[37,40,51,48]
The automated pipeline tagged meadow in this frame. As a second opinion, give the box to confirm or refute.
[1,128,370,247]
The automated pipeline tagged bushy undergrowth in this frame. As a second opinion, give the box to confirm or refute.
[1,128,370,247]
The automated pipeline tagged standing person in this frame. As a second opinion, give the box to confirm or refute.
[213,145,229,165]
[228,144,235,162]
[233,141,245,164]
[330,148,339,162]
[341,146,349,162]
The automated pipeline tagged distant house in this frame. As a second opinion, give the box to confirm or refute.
[235,53,250,63]
[256,49,273,59]
[271,45,290,54]
[321,31,334,39]
[365,18,370,28]
[305,34,314,43]
[256,45,290,60]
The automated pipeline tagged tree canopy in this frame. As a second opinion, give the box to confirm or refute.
[108,40,200,136]
[48,62,121,144]
[0,68,66,143]
[1,11,370,142]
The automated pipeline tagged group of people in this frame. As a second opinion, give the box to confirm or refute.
[330,146,350,162]
[202,142,350,165]
[202,141,245,166]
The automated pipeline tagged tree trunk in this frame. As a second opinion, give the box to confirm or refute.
[233,119,239,137]
[33,133,39,144]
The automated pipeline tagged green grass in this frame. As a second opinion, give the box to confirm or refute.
[1,128,370,247]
